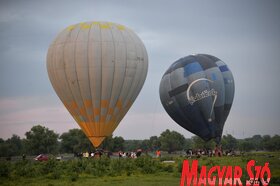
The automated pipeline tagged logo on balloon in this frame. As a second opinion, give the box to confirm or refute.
[186,78,217,122]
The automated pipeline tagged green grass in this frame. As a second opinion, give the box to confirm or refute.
[0,173,180,186]
[0,151,279,186]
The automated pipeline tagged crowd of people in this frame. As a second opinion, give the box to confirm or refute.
[74,149,108,159]
[185,145,235,158]
[74,149,143,159]
[73,145,236,160]
[118,149,142,158]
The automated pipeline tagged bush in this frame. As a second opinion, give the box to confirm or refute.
[96,159,110,176]
[14,160,38,177]
[48,168,61,179]
[0,161,11,178]
[109,159,124,176]
[41,158,58,174]
[135,156,161,174]
[67,159,82,174]
[84,162,94,174]
[162,164,174,173]
[124,159,136,176]
[69,172,79,182]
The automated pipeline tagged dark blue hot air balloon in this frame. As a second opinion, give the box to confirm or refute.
[159,54,234,143]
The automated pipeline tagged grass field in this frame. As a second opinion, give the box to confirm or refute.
[0,151,279,186]
[0,173,180,186]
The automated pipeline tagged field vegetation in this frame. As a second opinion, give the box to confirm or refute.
[0,152,279,186]
[1,125,280,185]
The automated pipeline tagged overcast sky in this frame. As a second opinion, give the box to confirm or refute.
[0,0,280,140]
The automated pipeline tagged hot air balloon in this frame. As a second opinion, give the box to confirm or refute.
[47,21,148,147]
[159,54,234,143]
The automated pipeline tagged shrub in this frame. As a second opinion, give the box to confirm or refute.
[135,156,161,174]
[0,161,11,178]
[124,159,136,176]
[67,159,82,174]
[93,158,109,176]
[85,163,94,174]
[109,159,124,176]
[14,160,37,177]
[69,172,79,182]
[48,168,61,179]
[41,158,58,174]
[162,164,174,173]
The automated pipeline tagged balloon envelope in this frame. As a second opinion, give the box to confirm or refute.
[159,54,234,143]
[47,21,148,147]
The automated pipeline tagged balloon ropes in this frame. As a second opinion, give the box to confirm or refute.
[47,21,148,147]
[159,54,234,144]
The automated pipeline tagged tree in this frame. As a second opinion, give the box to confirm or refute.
[184,138,193,150]
[262,135,280,151]
[60,129,93,153]
[0,138,9,157]
[123,140,142,151]
[271,135,280,151]
[100,135,124,152]
[112,136,125,151]
[0,135,23,157]
[101,135,114,151]
[140,139,150,151]
[261,135,271,151]
[159,129,185,153]
[8,135,23,155]
[192,136,215,149]
[149,136,161,150]
[25,125,59,155]
[221,134,238,150]
[250,135,263,150]
[238,139,254,152]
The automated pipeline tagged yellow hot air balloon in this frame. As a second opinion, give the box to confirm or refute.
[47,21,148,147]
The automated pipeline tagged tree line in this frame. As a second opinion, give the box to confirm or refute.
[0,125,280,157]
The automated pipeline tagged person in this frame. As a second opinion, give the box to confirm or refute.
[156,150,161,158]
[215,145,223,157]
[136,149,142,157]
[94,149,103,158]
[107,151,112,158]
[22,154,26,160]
[131,152,136,158]
[207,149,212,157]
[118,151,123,158]
[186,149,193,158]
[196,149,201,158]
[122,152,127,158]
